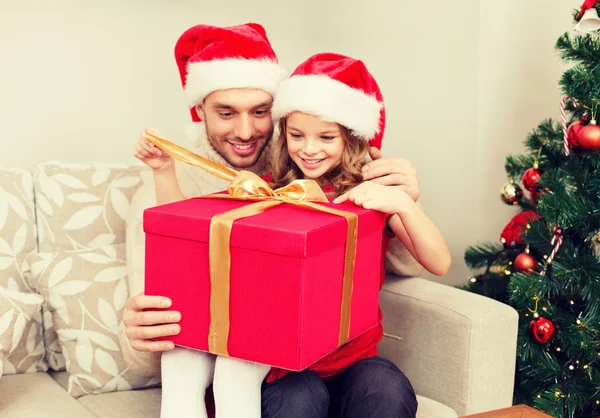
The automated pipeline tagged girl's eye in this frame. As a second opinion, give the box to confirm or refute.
[289,133,302,139]
[321,136,335,141]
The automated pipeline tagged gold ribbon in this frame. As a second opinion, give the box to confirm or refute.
[144,132,358,356]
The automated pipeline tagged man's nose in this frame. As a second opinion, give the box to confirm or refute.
[234,114,255,140]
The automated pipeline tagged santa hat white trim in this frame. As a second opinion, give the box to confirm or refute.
[271,74,383,140]
[184,58,287,106]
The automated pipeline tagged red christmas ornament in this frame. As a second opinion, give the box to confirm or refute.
[579,122,600,152]
[566,120,585,150]
[500,211,541,246]
[529,317,556,344]
[522,166,543,192]
[530,190,542,205]
[514,252,538,274]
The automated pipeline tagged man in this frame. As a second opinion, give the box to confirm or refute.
[120,23,421,418]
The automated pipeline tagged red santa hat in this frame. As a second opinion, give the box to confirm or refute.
[174,23,287,122]
[271,53,385,149]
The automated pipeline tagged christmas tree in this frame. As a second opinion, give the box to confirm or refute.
[462,3,600,417]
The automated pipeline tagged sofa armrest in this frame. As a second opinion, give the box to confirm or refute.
[378,276,518,416]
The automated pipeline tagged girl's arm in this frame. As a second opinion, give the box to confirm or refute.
[152,167,185,205]
[386,203,450,276]
[333,182,451,276]
[133,128,185,205]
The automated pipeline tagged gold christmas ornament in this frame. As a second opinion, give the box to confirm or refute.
[500,182,524,205]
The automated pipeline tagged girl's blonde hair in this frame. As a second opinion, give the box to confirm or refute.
[270,116,370,197]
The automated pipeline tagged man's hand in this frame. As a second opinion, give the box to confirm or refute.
[122,293,181,352]
[361,147,420,202]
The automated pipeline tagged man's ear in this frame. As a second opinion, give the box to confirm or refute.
[195,104,205,121]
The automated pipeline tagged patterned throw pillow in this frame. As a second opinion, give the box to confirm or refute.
[27,244,160,397]
[0,168,46,375]
[33,162,145,371]
[0,168,37,291]
[34,162,144,252]
[0,289,45,379]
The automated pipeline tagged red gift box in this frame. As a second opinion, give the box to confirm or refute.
[143,196,386,371]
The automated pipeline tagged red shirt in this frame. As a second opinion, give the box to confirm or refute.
[264,180,393,383]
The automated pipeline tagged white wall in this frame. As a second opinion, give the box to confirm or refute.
[0,0,580,286]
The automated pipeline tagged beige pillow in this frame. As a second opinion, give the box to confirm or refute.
[0,168,37,291]
[28,244,160,397]
[0,168,47,375]
[0,289,45,379]
[34,162,144,253]
[33,162,145,371]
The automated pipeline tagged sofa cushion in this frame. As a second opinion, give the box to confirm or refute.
[72,388,458,418]
[77,387,162,418]
[27,244,160,397]
[416,395,458,418]
[0,373,94,418]
[34,162,144,253]
[0,289,45,377]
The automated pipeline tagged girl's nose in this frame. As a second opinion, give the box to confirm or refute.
[302,138,319,155]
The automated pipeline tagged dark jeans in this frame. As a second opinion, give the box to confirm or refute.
[261,357,418,418]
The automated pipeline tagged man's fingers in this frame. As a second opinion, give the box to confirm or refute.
[125,294,172,311]
[368,146,383,161]
[362,160,415,179]
[126,323,181,341]
[368,174,413,186]
[123,310,181,327]
[131,339,175,353]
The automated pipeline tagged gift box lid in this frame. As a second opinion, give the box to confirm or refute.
[143,196,387,258]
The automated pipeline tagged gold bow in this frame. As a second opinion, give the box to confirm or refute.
[144,132,358,357]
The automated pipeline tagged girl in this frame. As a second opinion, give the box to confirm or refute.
[259,52,451,417]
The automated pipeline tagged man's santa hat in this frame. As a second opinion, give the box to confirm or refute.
[271,53,385,149]
[174,23,287,122]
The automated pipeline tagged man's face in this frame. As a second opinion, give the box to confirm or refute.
[196,88,274,169]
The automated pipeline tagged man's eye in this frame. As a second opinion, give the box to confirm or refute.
[220,112,234,118]
[255,109,270,116]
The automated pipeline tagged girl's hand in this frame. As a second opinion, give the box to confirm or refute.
[133,128,173,171]
[333,181,411,214]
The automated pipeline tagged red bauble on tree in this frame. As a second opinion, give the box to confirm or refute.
[529,317,556,344]
[567,120,586,150]
[514,252,538,274]
[522,164,543,192]
[579,121,600,151]
[500,211,541,246]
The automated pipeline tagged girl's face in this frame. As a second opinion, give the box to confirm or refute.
[285,112,345,180]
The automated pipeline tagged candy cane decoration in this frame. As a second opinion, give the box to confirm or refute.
[541,228,563,276]
[561,95,579,156]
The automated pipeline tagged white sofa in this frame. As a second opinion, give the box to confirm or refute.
[0,162,519,418]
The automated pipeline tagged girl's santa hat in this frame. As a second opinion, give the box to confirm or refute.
[174,23,287,122]
[271,53,385,149]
